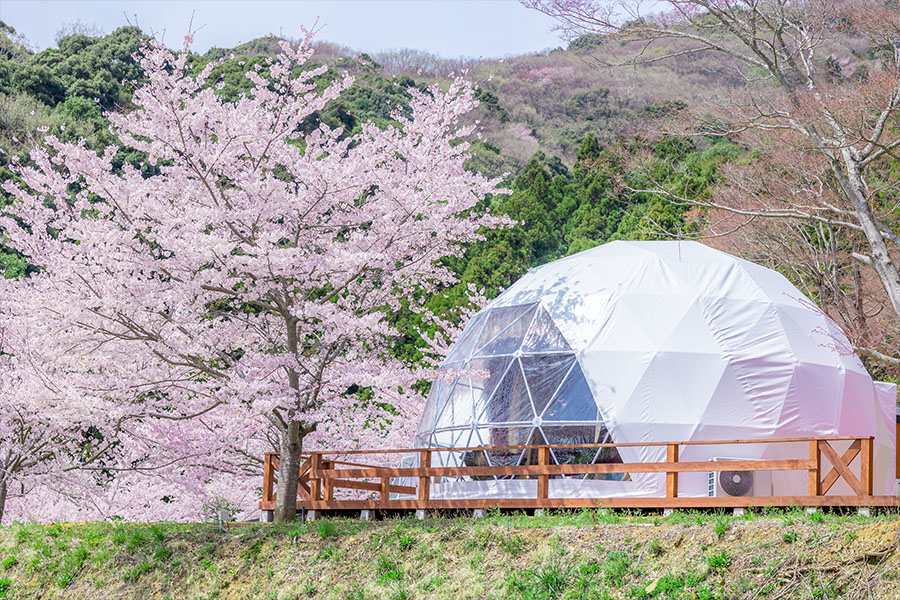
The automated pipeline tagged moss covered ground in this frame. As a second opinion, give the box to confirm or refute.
[0,508,898,599]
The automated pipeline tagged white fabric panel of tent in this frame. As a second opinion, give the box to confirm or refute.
[409,241,897,499]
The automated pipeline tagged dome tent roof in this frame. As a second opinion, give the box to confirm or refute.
[414,240,896,498]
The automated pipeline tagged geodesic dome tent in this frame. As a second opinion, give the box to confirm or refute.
[410,241,897,499]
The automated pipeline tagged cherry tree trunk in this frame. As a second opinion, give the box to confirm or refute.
[273,422,303,523]
[0,478,7,526]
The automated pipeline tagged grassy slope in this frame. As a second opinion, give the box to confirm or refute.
[0,509,898,600]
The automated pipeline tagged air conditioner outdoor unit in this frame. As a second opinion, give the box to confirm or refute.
[708,457,772,498]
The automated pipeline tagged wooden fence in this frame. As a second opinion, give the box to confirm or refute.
[259,436,899,514]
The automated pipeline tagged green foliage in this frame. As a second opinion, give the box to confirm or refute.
[0,576,9,597]
[712,514,730,538]
[317,519,339,539]
[5,26,145,109]
[705,551,732,571]
[504,562,572,600]
[376,554,402,583]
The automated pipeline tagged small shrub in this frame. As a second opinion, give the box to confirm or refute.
[654,574,685,595]
[376,554,402,583]
[0,577,10,598]
[396,532,415,550]
[123,561,153,582]
[706,551,732,571]
[317,519,339,539]
[0,557,16,570]
[303,583,317,595]
[57,543,90,588]
[198,541,216,556]
[125,528,147,552]
[782,530,798,543]
[604,551,631,586]
[712,515,730,538]
[648,539,663,556]
[501,534,525,556]
[808,510,826,523]
[316,546,340,562]
[536,562,570,597]
[154,546,173,562]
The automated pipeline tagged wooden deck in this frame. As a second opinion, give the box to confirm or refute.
[259,436,899,515]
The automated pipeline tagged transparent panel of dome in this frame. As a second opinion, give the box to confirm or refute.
[477,359,534,424]
[541,364,601,423]
[542,425,624,479]
[469,356,514,420]
[444,310,488,365]
[517,428,547,470]
[434,379,475,430]
[521,354,577,416]
[472,304,537,357]
[416,378,449,435]
[480,425,531,468]
[522,307,571,353]
[476,305,538,358]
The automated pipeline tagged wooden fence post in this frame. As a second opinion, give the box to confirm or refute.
[808,440,820,496]
[666,444,679,498]
[380,475,390,504]
[418,450,431,502]
[263,452,276,504]
[861,437,874,496]
[537,446,549,503]
[310,453,322,502]
[322,460,334,502]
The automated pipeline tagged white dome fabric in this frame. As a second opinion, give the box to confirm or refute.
[414,240,897,499]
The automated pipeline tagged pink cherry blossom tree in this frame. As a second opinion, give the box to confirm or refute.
[1,30,503,523]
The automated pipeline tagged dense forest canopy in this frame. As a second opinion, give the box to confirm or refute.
[0,16,897,384]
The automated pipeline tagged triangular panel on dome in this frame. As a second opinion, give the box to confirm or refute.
[443,310,488,365]
[541,363,602,423]
[469,356,514,420]
[434,378,476,430]
[521,354,577,416]
[541,424,626,480]
[415,379,445,435]
[476,358,534,424]
[522,307,571,353]
[474,304,538,358]
[516,428,546,471]
[478,425,531,469]
[472,304,537,357]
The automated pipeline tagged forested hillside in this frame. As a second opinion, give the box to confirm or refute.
[0,18,896,378]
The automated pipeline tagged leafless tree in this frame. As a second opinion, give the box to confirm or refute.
[527,0,900,364]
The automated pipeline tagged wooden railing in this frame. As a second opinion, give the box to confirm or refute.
[259,436,898,513]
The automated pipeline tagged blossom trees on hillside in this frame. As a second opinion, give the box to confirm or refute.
[1,31,502,522]
[527,0,900,365]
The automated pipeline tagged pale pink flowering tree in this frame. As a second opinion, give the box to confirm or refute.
[1,31,503,522]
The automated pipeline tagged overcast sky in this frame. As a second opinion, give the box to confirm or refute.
[1,0,565,58]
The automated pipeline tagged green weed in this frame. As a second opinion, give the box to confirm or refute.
[317,519,339,539]
[706,551,732,571]
[712,514,730,538]
[123,561,153,582]
[604,551,632,586]
[376,554,402,583]
[501,533,526,556]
